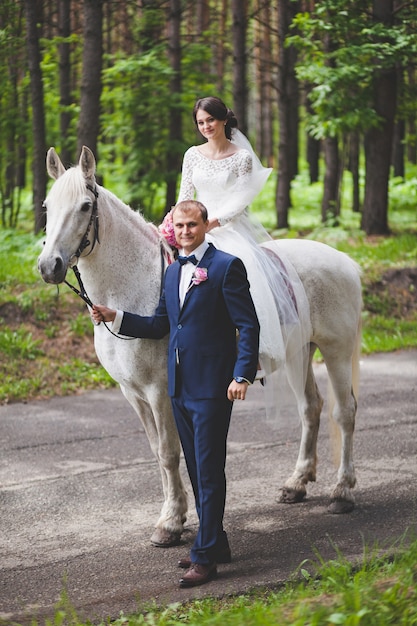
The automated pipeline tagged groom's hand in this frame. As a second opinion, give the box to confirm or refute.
[227,379,249,401]
[91,304,116,324]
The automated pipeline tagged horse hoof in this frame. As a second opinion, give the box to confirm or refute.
[279,487,306,504]
[151,528,182,547]
[328,499,355,514]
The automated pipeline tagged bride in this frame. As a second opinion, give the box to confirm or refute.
[161,96,309,409]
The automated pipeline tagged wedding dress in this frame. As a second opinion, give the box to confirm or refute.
[177,130,310,414]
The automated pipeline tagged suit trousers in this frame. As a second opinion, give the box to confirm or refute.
[171,394,233,565]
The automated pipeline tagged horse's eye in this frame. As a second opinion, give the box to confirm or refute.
[81,201,92,213]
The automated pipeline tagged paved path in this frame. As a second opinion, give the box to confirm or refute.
[1,350,416,624]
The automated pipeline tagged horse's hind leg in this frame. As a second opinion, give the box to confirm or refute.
[280,344,324,504]
[322,351,357,514]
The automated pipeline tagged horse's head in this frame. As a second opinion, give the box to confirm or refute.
[38,146,99,284]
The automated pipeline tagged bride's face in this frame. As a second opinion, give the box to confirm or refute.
[196,109,225,141]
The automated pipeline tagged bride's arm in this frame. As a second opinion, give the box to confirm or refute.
[177,148,195,202]
[214,151,253,227]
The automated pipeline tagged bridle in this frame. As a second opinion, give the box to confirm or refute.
[73,183,100,258]
[64,182,100,308]
[61,181,169,339]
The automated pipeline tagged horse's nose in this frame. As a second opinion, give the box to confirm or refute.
[38,253,67,284]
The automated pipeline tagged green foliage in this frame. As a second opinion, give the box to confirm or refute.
[41,33,81,157]
[57,359,114,395]
[0,327,43,359]
[0,229,43,286]
[69,312,95,337]
[289,2,417,139]
[101,47,175,216]
[100,38,219,220]
[0,0,30,228]
[362,315,417,353]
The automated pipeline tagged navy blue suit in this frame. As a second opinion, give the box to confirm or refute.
[120,243,259,563]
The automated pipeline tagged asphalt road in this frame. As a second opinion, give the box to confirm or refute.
[1,350,416,625]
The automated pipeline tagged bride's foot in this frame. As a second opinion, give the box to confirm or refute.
[255,366,266,386]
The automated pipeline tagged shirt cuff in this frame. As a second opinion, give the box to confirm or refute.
[112,309,124,334]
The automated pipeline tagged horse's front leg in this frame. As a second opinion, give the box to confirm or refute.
[280,349,323,504]
[121,386,188,546]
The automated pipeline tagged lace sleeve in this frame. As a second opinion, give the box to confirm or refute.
[177,148,195,202]
[215,151,252,225]
[216,129,273,226]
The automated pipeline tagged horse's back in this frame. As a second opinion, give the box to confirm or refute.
[264,239,362,349]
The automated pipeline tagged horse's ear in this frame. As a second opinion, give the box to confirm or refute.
[79,146,96,179]
[46,147,66,180]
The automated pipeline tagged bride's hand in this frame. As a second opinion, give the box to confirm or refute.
[207,218,220,232]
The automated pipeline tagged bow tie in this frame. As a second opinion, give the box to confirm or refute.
[178,254,198,266]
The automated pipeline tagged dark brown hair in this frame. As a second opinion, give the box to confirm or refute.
[192,96,238,140]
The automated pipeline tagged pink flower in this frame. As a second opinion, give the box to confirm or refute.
[159,210,180,249]
[191,267,208,286]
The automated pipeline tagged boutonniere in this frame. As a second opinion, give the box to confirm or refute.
[190,267,208,287]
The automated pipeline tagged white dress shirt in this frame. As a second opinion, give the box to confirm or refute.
[111,240,210,333]
[178,241,209,308]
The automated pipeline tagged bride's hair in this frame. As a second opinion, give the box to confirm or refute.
[193,96,238,140]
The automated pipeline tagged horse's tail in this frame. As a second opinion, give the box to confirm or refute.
[328,313,362,467]
[351,314,362,403]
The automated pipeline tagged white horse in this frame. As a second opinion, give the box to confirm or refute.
[38,146,362,547]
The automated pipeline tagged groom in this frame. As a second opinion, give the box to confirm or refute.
[92,200,260,588]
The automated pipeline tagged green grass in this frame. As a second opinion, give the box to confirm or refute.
[11,535,417,625]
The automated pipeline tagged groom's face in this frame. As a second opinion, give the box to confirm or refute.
[173,206,208,254]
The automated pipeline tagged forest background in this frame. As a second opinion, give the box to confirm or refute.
[2,0,417,236]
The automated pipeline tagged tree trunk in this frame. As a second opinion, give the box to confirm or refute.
[361,0,396,235]
[392,118,405,179]
[321,136,340,223]
[24,0,47,233]
[58,0,72,167]
[276,0,299,229]
[287,43,299,182]
[165,0,182,212]
[392,64,404,179]
[407,66,416,164]
[348,131,360,213]
[305,85,320,183]
[231,0,248,134]
[215,0,228,93]
[254,0,273,163]
[76,0,103,160]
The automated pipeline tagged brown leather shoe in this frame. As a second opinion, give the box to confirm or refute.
[179,562,217,588]
[178,547,231,569]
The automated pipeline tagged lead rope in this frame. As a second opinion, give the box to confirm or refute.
[65,242,168,340]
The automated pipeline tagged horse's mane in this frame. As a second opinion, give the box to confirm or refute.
[47,166,86,203]
[48,164,170,253]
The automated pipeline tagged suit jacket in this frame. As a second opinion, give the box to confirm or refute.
[120,243,260,399]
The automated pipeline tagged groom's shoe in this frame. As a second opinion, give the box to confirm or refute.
[179,562,217,588]
[178,546,231,569]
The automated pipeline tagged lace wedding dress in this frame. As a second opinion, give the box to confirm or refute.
[177,131,310,411]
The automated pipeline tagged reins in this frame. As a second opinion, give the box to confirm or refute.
[63,182,168,340]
